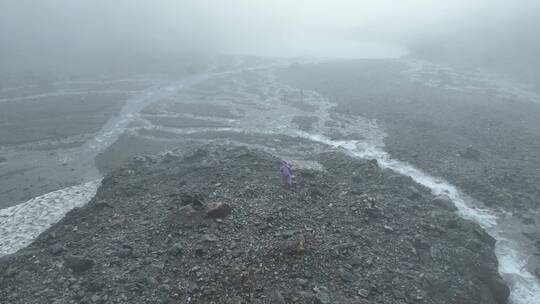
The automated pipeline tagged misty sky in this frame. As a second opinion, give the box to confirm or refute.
[1,0,539,77]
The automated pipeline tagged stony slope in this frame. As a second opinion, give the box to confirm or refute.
[0,145,509,304]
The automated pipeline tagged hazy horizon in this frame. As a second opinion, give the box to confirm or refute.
[1,0,539,80]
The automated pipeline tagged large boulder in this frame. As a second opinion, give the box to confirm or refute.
[487,274,510,304]
[64,255,94,274]
[432,195,458,212]
[270,290,286,304]
[205,202,232,218]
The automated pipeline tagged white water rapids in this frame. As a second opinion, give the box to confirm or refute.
[0,180,101,256]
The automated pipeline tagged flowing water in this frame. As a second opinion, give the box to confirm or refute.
[0,61,264,256]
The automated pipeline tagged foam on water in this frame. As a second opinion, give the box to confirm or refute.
[0,180,101,256]
[298,132,540,304]
[493,228,540,303]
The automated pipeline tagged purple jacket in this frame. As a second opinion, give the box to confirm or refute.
[279,161,293,186]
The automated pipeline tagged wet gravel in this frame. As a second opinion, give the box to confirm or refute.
[0,145,508,304]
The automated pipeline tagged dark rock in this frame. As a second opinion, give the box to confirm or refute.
[181,193,205,210]
[310,187,324,197]
[486,274,510,304]
[3,267,17,278]
[366,204,383,218]
[0,156,6,163]
[277,235,305,255]
[205,202,232,218]
[349,256,363,267]
[383,225,394,233]
[90,294,101,303]
[117,245,133,258]
[300,290,333,304]
[313,289,331,304]
[64,255,94,273]
[74,290,85,299]
[281,230,296,238]
[473,228,496,247]
[86,281,105,292]
[407,186,422,200]
[162,152,180,163]
[432,195,458,212]
[522,217,536,225]
[92,202,114,209]
[270,289,286,304]
[159,284,171,292]
[187,281,199,293]
[393,289,406,299]
[522,230,540,241]
[173,204,202,226]
[338,269,358,282]
[167,243,184,256]
[146,277,159,287]
[295,278,309,287]
[202,234,219,242]
[445,219,459,229]
[194,247,206,256]
[413,235,430,250]
[50,243,65,255]
[534,267,540,279]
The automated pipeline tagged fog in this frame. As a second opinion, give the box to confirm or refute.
[3,2,540,303]
[1,0,539,80]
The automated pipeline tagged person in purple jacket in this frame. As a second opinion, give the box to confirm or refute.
[279,160,293,188]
